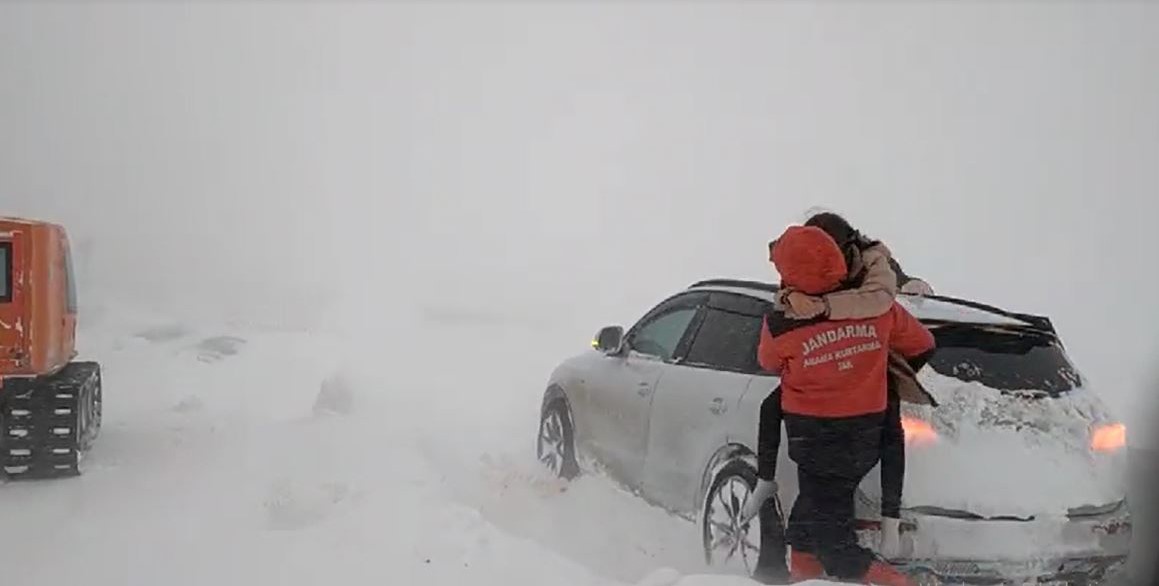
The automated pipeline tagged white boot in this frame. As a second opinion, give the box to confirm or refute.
[878,516,902,560]
[739,479,776,526]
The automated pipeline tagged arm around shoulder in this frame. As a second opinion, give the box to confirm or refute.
[821,243,899,320]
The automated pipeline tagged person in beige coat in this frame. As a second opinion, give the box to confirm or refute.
[758,211,937,561]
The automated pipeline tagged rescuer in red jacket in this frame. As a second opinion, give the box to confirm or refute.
[757,225,935,586]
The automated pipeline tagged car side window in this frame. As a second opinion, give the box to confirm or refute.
[62,237,77,313]
[629,307,699,361]
[683,308,764,373]
[0,242,10,303]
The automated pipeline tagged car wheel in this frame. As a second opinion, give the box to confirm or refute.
[701,458,766,576]
[537,400,579,480]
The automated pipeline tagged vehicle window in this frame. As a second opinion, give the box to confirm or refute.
[62,239,77,313]
[632,291,709,329]
[0,242,10,303]
[927,324,1083,395]
[683,308,764,373]
[707,292,769,316]
[630,307,699,361]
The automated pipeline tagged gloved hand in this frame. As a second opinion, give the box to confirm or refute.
[739,479,776,526]
[878,516,902,559]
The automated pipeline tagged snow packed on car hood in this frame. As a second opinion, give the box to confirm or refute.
[898,369,1128,519]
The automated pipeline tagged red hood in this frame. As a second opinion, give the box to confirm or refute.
[771,225,848,295]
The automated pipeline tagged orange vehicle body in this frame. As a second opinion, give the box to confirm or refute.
[0,217,78,378]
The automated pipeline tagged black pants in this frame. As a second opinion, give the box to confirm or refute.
[880,387,904,518]
[757,387,784,482]
[759,386,904,515]
[753,387,789,583]
[783,411,885,581]
[753,490,790,584]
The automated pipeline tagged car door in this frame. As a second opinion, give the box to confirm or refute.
[641,292,770,513]
[580,291,707,490]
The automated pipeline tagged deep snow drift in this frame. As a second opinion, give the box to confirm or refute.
[0,303,844,586]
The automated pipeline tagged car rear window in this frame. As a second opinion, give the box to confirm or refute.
[0,242,10,302]
[926,323,1082,395]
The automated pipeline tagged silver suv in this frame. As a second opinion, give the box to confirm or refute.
[535,278,1131,584]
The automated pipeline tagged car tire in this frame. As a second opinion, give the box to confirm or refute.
[537,399,580,481]
[700,457,771,577]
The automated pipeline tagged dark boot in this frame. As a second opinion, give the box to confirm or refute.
[752,493,790,584]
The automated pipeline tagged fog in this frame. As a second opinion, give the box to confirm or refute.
[2,3,1157,429]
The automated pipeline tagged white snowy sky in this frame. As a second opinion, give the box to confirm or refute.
[1,3,1156,423]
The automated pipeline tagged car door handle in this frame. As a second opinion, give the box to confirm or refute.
[637,382,652,397]
[709,397,727,415]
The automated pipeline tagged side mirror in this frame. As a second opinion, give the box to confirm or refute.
[592,325,625,354]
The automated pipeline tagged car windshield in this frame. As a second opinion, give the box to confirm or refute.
[925,322,1082,396]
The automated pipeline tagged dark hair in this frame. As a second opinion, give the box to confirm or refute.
[803,212,882,279]
[807,212,883,246]
[804,212,859,248]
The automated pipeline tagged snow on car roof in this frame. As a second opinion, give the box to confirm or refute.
[688,281,1032,327]
[894,295,1032,326]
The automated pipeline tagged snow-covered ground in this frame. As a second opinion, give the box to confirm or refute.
[0,302,843,586]
[1,297,1147,586]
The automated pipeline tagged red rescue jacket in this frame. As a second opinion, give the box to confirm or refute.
[758,302,934,418]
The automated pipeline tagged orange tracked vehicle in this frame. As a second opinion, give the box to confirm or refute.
[0,217,102,478]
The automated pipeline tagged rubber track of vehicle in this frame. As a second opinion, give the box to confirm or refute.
[1,362,100,479]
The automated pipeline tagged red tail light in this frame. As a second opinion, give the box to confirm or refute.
[902,415,938,447]
[1091,423,1126,452]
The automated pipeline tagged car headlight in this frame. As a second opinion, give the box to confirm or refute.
[1091,422,1127,452]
